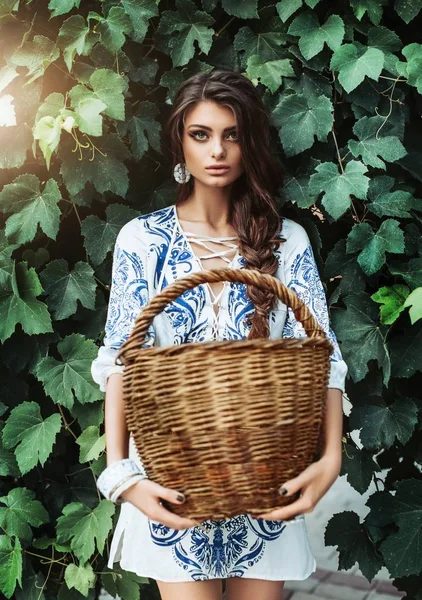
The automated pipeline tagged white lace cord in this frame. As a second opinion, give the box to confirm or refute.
[184,232,238,341]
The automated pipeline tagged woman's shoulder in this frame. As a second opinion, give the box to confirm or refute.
[277,216,311,252]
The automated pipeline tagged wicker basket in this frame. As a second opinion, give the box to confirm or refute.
[116,268,333,522]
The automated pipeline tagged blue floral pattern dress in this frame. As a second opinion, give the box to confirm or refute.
[91,204,348,582]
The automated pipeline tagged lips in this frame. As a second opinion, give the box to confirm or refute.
[206,166,230,173]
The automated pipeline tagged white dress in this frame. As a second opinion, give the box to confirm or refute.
[91,203,348,582]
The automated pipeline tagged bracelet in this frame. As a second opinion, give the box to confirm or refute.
[110,473,147,504]
[96,458,148,504]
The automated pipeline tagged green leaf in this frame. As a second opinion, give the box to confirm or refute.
[380,479,422,577]
[389,258,422,290]
[234,17,289,65]
[56,500,115,564]
[403,287,422,324]
[0,261,53,343]
[396,43,422,94]
[122,0,159,44]
[350,398,418,449]
[0,535,22,599]
[40,260,96,320]
[324,238,366,301]
[102,568,148,600]
[222,0,258,18]
[0,488,49,540]
[0,175,62,244]
[2,402,61,475]
[348,116,407,169]
[350,0,387,25]
[371,284,410,325]
[346,219,405,276]
[60,133,130,197]
[70,69,128,122]
[273,93,333,157]
[64,563,96,597]
[395,0,422,23]
[74,96,107,137]
[80,203,139,266]
[57,15,96,72]
[125,101,162,159]
[33,115,63,169]
[282,175,317,209]
[246,55,294,93]
[288,11,344,60]
[341,442,382,494]
[76,426,105,463]
[156,0,214,67]
[332,293,391,385]
[330,43,384,93]
[389,320,422,379]
[308,160,369,221]
[11,35,60,85]
[276,0,302,22]
[325,511,383,580]
[92,7,132,53]
[367,176,420,218]
[368,26,402,75]
[48,0,81,18]
[36,334,104,409]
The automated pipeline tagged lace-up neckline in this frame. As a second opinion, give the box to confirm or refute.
[173,205,239,339]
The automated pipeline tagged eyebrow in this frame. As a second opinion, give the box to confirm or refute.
[187,124,237,131]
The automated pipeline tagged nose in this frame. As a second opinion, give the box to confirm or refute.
[211,137,226,158]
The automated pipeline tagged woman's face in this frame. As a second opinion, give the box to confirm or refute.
[181,100,244,187]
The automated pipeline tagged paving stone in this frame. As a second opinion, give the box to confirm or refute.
[374,582,405,597]
[325,571,375,590]
[284,576,319,593]
[366,593,404,600]
[313,581,368,600]
[289,593,326,600]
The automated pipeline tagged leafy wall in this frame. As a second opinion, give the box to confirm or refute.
[0,0,421,598]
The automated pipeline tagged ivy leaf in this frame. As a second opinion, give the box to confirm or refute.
[325,239,366,302]
[246,55,294,93]
[2,402,61,475]
[403,287,422,324]
[325,511,383,580]
[396,43,422,94]
[273,93,333,157]
[76,426,105,463]
[156,0,214,67]
[371,284,410,325]
[48,0,81,18]
[346,219,405,276]
[0,261,53,343]
[0,536,22,600]
[70,69,128,122]
[121,101,162,159]
[348,116,407,170]
[389,258,422,290]
[0,488,49,540]
[390,320,422,379]
[282,175,317,209]
[367,176,420,218]
[341,441,382,493]
[101,569,148,599]
[90,7,132,53]
[60,133,130,197]
[368,26,402,75]
[81,203,139,266]
[332,293,391,385]
[56,500,114,564]
[395,0,422,23]
[36,334,104,409]
[308,160,369,221]
[39,260,96,320]
[222,0,258,18]
[350,0,387,25]
[234,17,289,65]
[0,175,62,244]
[122,0,159,44]
[350,398,418,450]
[276,0,302,21]
[11,36,60,85]
[330,43,384,93]
[57,15,97,72]
[380,479,422,577]
[287,11,344,60]
[64,563,96,597]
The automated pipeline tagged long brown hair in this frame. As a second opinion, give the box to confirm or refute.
[165,68,285,339]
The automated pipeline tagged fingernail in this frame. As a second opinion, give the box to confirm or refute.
[176,493,185,503]
[279,487,288,495]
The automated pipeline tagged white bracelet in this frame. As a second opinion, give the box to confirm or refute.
[110,473,147,504]
[96,458,148,504]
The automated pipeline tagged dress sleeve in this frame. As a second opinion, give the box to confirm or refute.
[281,220,348,392]
[91,219,155,393]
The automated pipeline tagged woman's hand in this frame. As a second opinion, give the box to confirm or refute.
[119,479,200,530]
[257,455,342,521]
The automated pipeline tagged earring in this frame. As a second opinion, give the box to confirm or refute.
[174,162,191,184]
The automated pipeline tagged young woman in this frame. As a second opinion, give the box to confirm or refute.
[91,69,347,600]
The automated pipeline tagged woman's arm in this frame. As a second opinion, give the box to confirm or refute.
[104,373,129,466]
[321,387,343,467]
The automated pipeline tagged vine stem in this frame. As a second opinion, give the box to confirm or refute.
[331,128,344,175]
[216,16,236,36]
[57,405,77,440]
[24,549,68,568]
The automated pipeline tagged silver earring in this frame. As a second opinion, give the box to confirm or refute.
[174,162,191,183]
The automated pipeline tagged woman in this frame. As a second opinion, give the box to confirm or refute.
[91,69,347,600]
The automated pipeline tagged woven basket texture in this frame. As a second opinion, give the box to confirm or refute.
[117,268,332,521]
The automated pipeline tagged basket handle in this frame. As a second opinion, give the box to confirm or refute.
[116,268,327,365]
